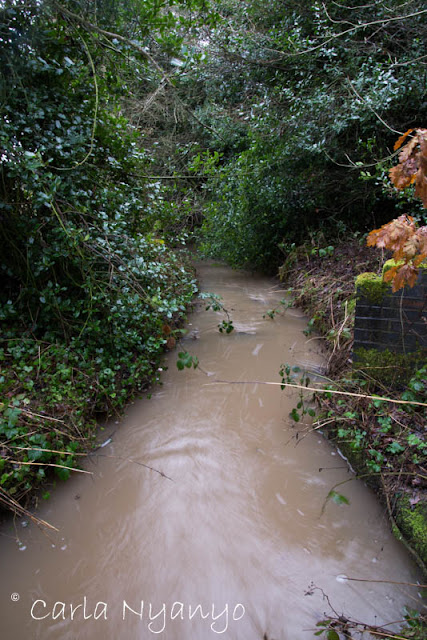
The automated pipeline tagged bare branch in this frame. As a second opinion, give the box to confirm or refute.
[264,8,427,59]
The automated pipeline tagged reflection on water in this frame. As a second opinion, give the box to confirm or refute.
[0,262,424,639]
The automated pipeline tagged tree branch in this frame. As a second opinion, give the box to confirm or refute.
[52,2,226,141]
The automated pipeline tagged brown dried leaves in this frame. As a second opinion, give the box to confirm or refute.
[390,128,427,206]
[367,130,427,292]
[367,216,427,291]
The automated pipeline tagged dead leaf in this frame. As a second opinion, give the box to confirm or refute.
[166,336,176,349]
[391,262,418,292]
[398,136,418,164]
[393,128,414,151]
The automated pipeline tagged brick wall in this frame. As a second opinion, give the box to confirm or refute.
[354,270,427,355]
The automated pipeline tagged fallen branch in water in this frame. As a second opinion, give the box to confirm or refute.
[203,379,427,407]
[306,582,426,640]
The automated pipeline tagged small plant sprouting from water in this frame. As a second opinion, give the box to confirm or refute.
[176,351,199,370]
[198,292,234,334]
[218,320,234,334]
[263,298,292,320]
[175,293,234,371]
[279,364,316,423]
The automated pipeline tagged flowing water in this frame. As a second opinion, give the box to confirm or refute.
[0,262,424,640]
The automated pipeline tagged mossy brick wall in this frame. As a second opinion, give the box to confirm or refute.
[354,270,427,355]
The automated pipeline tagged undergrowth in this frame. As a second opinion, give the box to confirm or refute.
[0,246,197,509]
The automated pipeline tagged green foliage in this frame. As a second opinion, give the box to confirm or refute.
[198,291,234,333]
[176,351,199,370]
[199,134,318,271]
[0,0,202,502]
[194,0,427,269]
[279,364,316,422]
[199,291,225,312]
[327,490,350,507]
[218,319,234,334]
[263,298,292,320]
[324,364,426,503]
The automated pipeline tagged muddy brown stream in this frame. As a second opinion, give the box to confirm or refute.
[0,262,424,640]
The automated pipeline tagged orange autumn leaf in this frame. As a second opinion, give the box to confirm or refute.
[368,128,427,291]
[393,128,414,151]
[367,215,415,252]
[389,128,427,207]
[389,164,416,189]
[389,263,419,292]
[397,135,418,163]
[383,265,399,283]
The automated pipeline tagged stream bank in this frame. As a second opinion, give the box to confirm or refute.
[279,238,427,580]
[0,247,197,516]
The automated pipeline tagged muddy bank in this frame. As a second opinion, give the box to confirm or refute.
[280,239,427,577]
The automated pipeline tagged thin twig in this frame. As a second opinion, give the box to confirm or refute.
[88,453,174,481]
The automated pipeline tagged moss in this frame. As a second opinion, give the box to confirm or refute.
[352,347,424,386]
[355,272,389,303]
[383,258,427,277]
[346,296,356,315]
[394,495,427,568]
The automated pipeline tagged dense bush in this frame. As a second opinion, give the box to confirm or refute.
[0,0,200,501]
[193,0,427,269]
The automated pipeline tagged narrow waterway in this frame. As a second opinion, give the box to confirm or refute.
[0,262,423,639]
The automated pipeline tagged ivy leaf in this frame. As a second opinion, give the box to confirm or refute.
[290,408,300,422]
[328,490,350,506]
